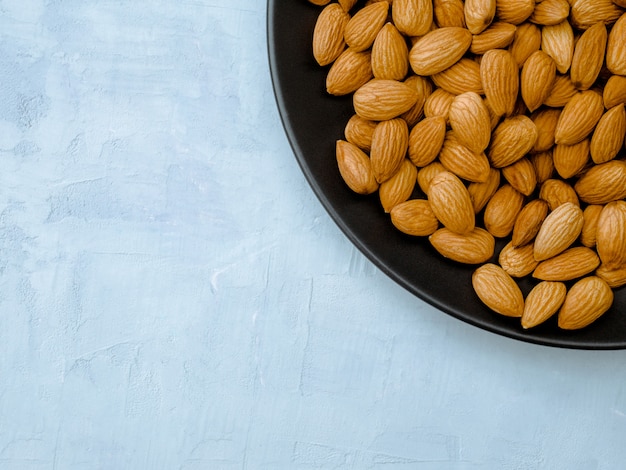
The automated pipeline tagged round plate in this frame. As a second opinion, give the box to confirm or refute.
[266,0,626,349]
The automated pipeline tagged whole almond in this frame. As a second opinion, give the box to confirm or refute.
[499,241,539,277]
[533,246,601,281]
[408,116,447,167]
[521,281,567,329]
[428,170,476,234]
[534,202,584,261]
[488,115,538,168]
[590,104,626,164]
[596,263,626,289]
[543,74,578,108]
[344,1,390,52]
[484,184,525,238]
[596,200,626,270]
[417,161,446,195]
[464,0,496,34]
[379,159,418,212]
[531,108,561,153]
[531,150,555,184]
[509,22,542,68]
[580,204,604,248]
[603,75,626,109]
[538,179,580,211]
[553,139,590,179]
[448,92,492,154]
[336,140,380,194]
[472,263,524,317]
[338,0,358,11]
[393,0,433,36]
[433,0,466,28]
[540,20,575,75]
[530,0,570,26]
[409,27,473,76]
[423,88,456,121]
[390,198,440,236]
[400,75,433,127]
[353,79,419,121]
[468,168,501,213]
[502,157,537,196]
[558,276,613,330]
[431,58,484,95]
[344,114,377,151]
[430,227,495,264]
[438,131,491,183]
[470,22,517,55]
[512,199,549,247]
[554,90,604,145]
[326,48,373,96]
[574,160,626,204]
[496,0,535,25]
[570,21,608,90]
[520,51,557,112]
[370,118,410,183]
[606,13,626,75]
[371,23,409,81]
[313,4,349,66]
[570,0,623,30]
[480,49,519,117]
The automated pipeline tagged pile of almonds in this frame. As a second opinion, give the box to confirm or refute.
[309,0,626,330]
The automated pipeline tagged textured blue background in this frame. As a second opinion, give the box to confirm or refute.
[0,1,625,468]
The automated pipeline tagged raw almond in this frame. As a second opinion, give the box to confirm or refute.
[433,0,466,28]
[353,78,419,121]
[370,118,410,183]
[480,49,519,117]
[570,0,623,30]
[499,241,539,277]
[574,160,626,204]
[326,48,373,96]
[530,150,555,184]
[338,0,358,11]
[558,276,614,330]
[470,22,517,55]
[448,92,492,153]
[531,108,561,153]
[520,50,557,112]
[428,170,476,234]
[464,0,496,34]
[488,115,538,168]
[344,114,377,151]
[390,198,440,236]
[540,20,575,74]
[371,23,409,81]
[484,184,525,238]
[496,0,535,25]
[344,1,390,52]
[417,161,447,194]
[580,204,604,248]
[603,75,626,109]
[336,140,380,194]
[400,75,433,127]
[502,157,537,196]
[392,0,433,37]
[570,21,608,90]
[543,74,578,108]
[430,227,495,264]
[512,199,549,247]
[553,139,590,179]
[590,104,626,164]
[472,263,524,317]
[379,159,418,212]
[538,178,579,211]
[533,246,601,281]
[606,13,626,75]
[431,58,484,95]
[554,90,604,145]
[468,168,501,213]
[409,27,473,76]
[509,22,542,68]
[408,115,447,167]
[596,200,626,270]
[438,131,491,182]
[596,263,626,288]
[423,88,455,120]
[313,3,349,66]
[534,202,584,261]
[521,281,567,329]
[530,0,571,26]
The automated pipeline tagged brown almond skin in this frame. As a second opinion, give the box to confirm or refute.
[544,74,578,108]
[448,92,492,154]
[468,168,501,213]
[393,0,433,37]
[439,132,491,183]
[371,23,409,81]
[433,0,466,28]
[484,184,525,238]
[408,116,447,167]
[539,179,579,211]
[521,51,557,112]
[379,159,418,212]
[603,75,626,109]
[581,204,604,248]
[554,90,604,145]
[596,201,626,270]
[409,27,473,76]
[400,75,433,127]
[541,20,574,75]
[590,104,626,164]
[607,13,626,75]
[496,0,534,25]
[431,59,483,95]
[499,241,539,278]
[353,79,419,121]
[502,157,537,196]
[472,263,524,317]
[558,276,613,330]
[326,48,373,96]
[530,0,570,26]
[509,22,542,68]
[370,118,410,183]
[423,88,455,121]
[344,114,377,152]
[570,21,608,90]
[430,227,495,264]
[313,4,350,66]
[464,0,496,34]
[574,160,626,204]
[336,140,379,195]
[534,202,584,261]
[344,1,389,52]
[531,151,555,184]
[417,161,446,195]
[488,115,538,168]
[531,108,561,153]
[428,171,476,234]
[553,140,590,180]
[512,199,549,247]
[470,22,517,55]
[533,247,601,281]
[390,199,439,236]
[522,281,567,329]
[596,263,626,289]
[570,0,623,30]
[480,49,519,117]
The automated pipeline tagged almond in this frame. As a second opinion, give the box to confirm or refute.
[448,92,492,154]
[495,0,535,25]
[472,263,524,317]
[409,27,473,76]
[408,116,447,167]
[558,276,613,330]
[499,241,539,277]
[309,0,332,5]
[428,170,476,234]
[509,22,542,68]
[530,0,571,26]
[543,74,578,108]
[470,22,517,55]
[533,246,601,281]
[390,198,440,236]
[488,115,538,168]
[438,131,491,183]
[431,58,484,95]
[590,104,626,164]
[596,263,626,289]
[423,88,455,121]
[464,0,496,34]
[538,179,580,211]
[574,160,626,204]
[344,1,390,52]
[520,50,557,112]
[531,108,561,153]
[534,202,584,261]
[336,140,380,194]
[370,117,410,183]
[400,75,433,127]
[433,0,466,28]
[312,4,350,66]
[606,13,626,75]
[483,184,525,238]
[596,200,626,270]
[338,0,358,11]
[603,75,626,109]
[326,48,373,96]
[570,0,623,30]
[530,150,555,184]
[344,114,377,152]
[417,161,447,194]
[580,204,604,248]
[430,227,495,264]
[540,20,575,75]
[480,49,519,117]
[353,78,419,121]
[554,90,604,145]
[512,199,549,247]
[521,281,567,329]
[570,21,608,90]
[379,158,418,212]
[553,140,590,180]
[371,23,409,81]
[502,157,537,196]
[468,168,501,213]
[392,0,433,37]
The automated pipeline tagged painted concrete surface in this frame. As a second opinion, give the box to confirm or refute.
[0,1,625,468]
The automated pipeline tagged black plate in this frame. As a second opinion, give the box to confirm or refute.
[266,0,626,349]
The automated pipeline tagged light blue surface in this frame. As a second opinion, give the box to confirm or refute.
[0,1,625,469]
